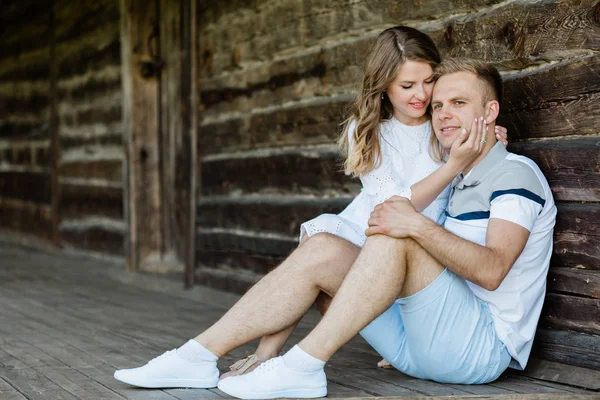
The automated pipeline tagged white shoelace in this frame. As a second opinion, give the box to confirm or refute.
[252,357,280,375]
[148,349,176,364]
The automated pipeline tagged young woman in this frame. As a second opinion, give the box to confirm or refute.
[222,26,508,377]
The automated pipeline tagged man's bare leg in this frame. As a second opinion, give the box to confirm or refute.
[221,292,333,378]
[195,233,360,357]
[299,235,445,360]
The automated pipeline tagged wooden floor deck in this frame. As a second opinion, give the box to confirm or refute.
[0,243,598,400]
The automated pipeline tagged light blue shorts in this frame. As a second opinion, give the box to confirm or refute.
[360,268,511,384]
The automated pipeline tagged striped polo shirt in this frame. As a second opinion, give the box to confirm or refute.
[444,142,557,370]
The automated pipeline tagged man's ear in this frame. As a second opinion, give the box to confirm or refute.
[485,100,500,124]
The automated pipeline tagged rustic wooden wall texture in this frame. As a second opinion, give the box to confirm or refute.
[0,0,125,256]
[0,1,54,242]
[196,0,600,374]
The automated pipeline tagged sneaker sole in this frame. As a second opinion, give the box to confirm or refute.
[218,381,327,399]
[114,372,218,389]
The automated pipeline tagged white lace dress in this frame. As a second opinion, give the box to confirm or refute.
[300,118,451,247]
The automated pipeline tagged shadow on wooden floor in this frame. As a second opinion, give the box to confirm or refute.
[0,243,597,400]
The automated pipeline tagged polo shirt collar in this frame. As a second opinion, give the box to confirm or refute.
[455,142,508,189]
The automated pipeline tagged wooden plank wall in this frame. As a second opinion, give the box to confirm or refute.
[195,0,600,378]
[55,0,124,256]
[0,0,125,256]
[0,0,54,242]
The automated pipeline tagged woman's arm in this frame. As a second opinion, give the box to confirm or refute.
[410,117,487,212]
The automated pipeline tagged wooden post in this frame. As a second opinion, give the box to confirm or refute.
[120,0,197,278]
[119,0,163,270]
[159,0,197,284]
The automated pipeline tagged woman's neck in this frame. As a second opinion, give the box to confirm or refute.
[393,113,429,126]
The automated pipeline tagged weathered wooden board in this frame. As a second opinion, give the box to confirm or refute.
[197,196,350,236]
[0,171,51,204]
[548,268,600,298]
[60,183,123,220]
[508,138,600,202]
[432,0,600,62]
[500,54,600,140]
[196,249,284,276]
[201,98,348,155]
[60,227,124,256]
[59,160,122,181]
[201,147,358,196]
[541,293,600,335]
[532,328,600,371]
[0,198,52,240]
[520,358,600,391]
[196,229,297,258]
[552,202,600,271]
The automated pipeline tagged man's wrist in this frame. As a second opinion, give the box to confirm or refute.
[409,213,431,239]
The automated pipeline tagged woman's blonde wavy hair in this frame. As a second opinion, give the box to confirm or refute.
[339,26,445,176]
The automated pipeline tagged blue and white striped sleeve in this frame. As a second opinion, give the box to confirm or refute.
[489,164,545,232]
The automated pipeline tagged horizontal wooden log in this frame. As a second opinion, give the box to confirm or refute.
[60,227,124,256]
[60,76,122,105]
[548,268,600,299]
[0,5,50,60]
[0,94,49,115]
[60,160,122,181]
[552,202,600,271]
[0,121,50,139]
[60,183,123,220]
[521,358,600,391]
[0,171,51,204]
[197,196,351,236]
[61,104,122,126]
[0,147,32,166]
[60,133,123,150]
[532,327,600,371]
[499,55,600,140]
[510,138,600,202]
[0,197,52,241]
[201,147,359,196]
[0,35,119,81]
[0,48,50,81]
[195,265,260,295]
[197,229,297,258]
[196,249,283,276]
[54,0,119,43]
[433,0,600,62]
[202,98,348,155]
[541,293,600,335]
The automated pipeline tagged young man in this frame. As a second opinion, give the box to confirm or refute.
[114,59,556,399]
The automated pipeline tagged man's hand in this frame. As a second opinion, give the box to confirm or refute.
[366,196,423,238]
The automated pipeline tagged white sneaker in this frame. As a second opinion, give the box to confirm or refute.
[217,356,327,399]
[114,349,219,388]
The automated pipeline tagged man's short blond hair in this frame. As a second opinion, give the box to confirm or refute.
[433,58,503,106]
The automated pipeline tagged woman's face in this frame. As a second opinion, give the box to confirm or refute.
[385,60,435,126]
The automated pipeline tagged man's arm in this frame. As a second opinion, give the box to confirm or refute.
[366,197,530,290]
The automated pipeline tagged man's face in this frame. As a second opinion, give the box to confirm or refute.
[430,72,489,149]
